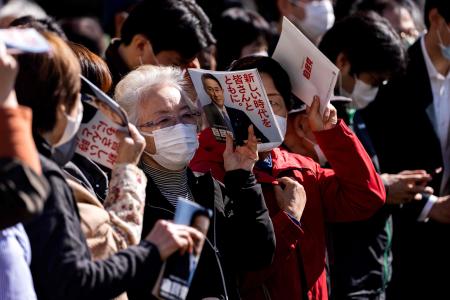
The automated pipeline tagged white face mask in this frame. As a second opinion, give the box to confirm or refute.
[290,0,335,42]
[141,124,199,170]
[304,136,327,166]
[54,100,83,148]
[437,25,450,61]
[257,115,287,152]
[276,115,287,138]
[348,79,379,109]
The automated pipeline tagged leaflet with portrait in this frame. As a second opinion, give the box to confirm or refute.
[152,198,212,300]
[188,68,283,152]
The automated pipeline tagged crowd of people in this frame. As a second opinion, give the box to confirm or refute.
[0,0,448,299]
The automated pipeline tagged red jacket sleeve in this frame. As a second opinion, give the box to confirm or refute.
[314,120,385,222]
[240,195,303,291]
[0,106,41,174]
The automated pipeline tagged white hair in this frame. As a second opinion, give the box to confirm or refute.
[115,65,191,125]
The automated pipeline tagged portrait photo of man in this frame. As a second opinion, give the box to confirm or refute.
[201,73,269,145]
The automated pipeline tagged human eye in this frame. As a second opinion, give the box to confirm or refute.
[155,116,172,127]
[269,99,279,107]
[182,111,198,122]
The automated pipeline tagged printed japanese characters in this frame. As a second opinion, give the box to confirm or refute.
[75,76,128,169]
[272,17,339,115]
[188,68,283,151]
[76,109,124,169]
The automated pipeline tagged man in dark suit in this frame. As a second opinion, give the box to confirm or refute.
[201,73,269,145]
[361,1,450,299]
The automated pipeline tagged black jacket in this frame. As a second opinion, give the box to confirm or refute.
[0,158,49,230]
[361,40,450,300]
[326,102,392,300]
[129,168,275,300]
[25,135,163,300]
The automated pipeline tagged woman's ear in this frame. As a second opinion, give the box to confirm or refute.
[293,114,306,138]
[56,103,67,120]
[131,34,149,54]
[336,52,351,74]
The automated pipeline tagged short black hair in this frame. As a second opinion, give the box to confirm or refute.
[424,0,450,28]
[201,73,223,90]
[59,17,105,56]
[120,0,216,61]
[319,11,406,77]
[355,0,425,32]
[214,7,274,70]
[228,56,294,111]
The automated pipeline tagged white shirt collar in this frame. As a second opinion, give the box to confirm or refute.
[421,35,450,81]
[213,102,227,113]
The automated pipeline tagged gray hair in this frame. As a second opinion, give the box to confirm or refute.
[115,65,192,125]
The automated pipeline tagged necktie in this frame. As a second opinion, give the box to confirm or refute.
[222,110,234,133]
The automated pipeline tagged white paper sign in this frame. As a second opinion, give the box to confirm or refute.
[188,68,283,151]
[75,110,125,169]
[0,28,50,53]
[272,17,339,114]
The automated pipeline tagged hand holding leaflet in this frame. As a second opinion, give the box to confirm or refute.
[272,17,339,115]
[153,198,212,300]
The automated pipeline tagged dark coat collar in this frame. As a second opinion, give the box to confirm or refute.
[406,39,434,109]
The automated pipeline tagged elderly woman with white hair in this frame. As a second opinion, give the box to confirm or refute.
[115,65,275,300]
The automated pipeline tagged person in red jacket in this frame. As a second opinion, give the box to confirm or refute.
[189,56,386,300]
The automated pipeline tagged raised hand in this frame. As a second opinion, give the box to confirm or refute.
[274,177,307,222]
[145,219,204,260]
[306,96,337,132]
[115,124,146,165]
[381,170,433,204]
[0,41,18,108]
[223,125,259,172]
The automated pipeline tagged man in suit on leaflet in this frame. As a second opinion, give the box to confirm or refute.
[201,73,269,145]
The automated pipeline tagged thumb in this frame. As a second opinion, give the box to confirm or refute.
[128,123,145,145]
[310,96,320,115]
[273,184,284,201]
[0,41,6,57]
[115,128,127,141]
[224,132,234,155]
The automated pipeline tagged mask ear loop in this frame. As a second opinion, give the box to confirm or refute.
[437,27,446,48]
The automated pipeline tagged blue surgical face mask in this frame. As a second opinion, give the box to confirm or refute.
[437,24,450,61]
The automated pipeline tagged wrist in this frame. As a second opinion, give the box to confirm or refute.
[1,90,18,108]
[284,207,301,222]
[419,194,438,222]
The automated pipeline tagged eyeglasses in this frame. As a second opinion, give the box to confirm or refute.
[137,111,201,130]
